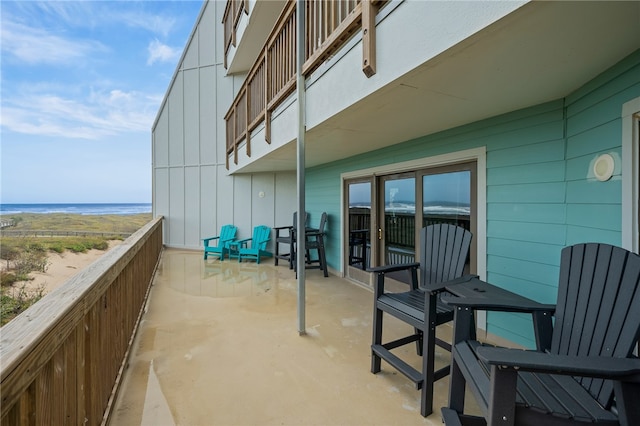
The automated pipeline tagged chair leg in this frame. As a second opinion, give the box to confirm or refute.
[420,293,437,417]
[448,307,475,414]
[371,272,385,374]
[371,307,383,374]
[319,237,328,277]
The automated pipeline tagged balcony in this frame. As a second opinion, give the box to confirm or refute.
[0,221,481,424]
[222,0,640,174]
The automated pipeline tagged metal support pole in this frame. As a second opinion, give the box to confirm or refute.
[296,0,306,335]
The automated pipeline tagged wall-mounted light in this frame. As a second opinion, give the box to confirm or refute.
[593,153,615,182]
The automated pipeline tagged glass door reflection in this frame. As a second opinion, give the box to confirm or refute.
[348,181,371,270]
[383,176,416,265]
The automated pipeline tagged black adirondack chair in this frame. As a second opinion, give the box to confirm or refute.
[370,223,474,417]
[441,243,640,426]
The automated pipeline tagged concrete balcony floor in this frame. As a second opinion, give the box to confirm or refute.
[110,248,475,425]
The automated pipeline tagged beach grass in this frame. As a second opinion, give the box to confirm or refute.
[5,212,152,233]
[0,213,153,325]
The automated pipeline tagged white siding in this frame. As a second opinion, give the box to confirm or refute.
[198,3,216,67]
[183,29,199,70]
[152,1,297,250]
[184,166,201,246]
[200,67,217,164]
[184,68,200,165]
[168,73,184,166]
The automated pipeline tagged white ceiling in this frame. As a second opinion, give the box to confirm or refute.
[235,1,640,173]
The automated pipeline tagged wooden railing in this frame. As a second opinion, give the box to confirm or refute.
[223,0,247,69]
[0,217,163,426]
[224,0,383,168]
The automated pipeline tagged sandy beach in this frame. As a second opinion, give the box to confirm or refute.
[11,240,122,295]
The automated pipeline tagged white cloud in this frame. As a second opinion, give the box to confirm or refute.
[1,89,159,140]
[147,39,181,65]
[0,20,105,65]
[119,12,178,38]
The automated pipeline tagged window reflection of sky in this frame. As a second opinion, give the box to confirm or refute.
[348,172,470,209]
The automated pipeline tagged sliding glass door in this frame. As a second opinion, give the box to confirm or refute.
[344,161,476,285]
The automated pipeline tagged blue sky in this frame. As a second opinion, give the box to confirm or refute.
[1,0,203,203]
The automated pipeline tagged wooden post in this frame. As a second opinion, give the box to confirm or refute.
[362,0,377,78]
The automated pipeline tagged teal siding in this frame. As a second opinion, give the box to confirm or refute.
[487,161,565,185]
[306,49,640,348]
[487,203,565,224]
[566,204,621,231]
[487,239,562,267]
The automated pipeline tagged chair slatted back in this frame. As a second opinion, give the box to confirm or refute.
[317,212,327,233]
[419,224,472,288]
[552,243,640,408]
[219,225,237,247]
[252,225,271,250]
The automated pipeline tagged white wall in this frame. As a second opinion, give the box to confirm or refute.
[153,1,297,250]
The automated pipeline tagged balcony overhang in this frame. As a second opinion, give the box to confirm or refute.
[229,0,640,174]
[226,0,287,74]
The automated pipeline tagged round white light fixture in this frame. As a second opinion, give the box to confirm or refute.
[593,153,615,182]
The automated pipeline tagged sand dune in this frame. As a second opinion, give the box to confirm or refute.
[20,241,122,294]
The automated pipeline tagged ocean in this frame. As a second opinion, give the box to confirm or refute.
[0,203,152,216]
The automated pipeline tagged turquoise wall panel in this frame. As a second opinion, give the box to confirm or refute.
[487,255,559,287]
[487,238,562,266]
[487,220,565,245]
[566,204,621,231]
[487,182,566,203]
[488,139,565,168]
[566,179,620,204]
[487,161,565,185]
[566,120,621,158]
[487,203,566,224]
[566,225,621,247]
[478,119,564,151]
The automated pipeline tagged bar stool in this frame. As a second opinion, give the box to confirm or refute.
[275,212,307,269]
[299,212,328,277]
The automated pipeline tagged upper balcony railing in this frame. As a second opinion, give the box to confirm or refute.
[0,217,163,425]
[223,0,247,69]
[224,0,384,169]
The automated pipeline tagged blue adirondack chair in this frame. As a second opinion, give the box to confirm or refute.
[202,224,237,260]
[233,225,272,264]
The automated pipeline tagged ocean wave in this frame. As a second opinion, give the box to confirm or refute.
[0,203,152,216]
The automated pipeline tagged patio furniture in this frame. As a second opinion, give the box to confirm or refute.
[297,212,328,277]
[202,224,237,260]
[370,223,474,417]
[230,225,272,264]
[274,212,308,269]
[441,243,640,426]
[349,229,368,269]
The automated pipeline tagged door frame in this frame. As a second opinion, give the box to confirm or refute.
[622,96,640,253]
[340,147,487,280]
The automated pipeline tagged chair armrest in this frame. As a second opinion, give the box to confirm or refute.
[367,262,420,274]
[441,294,556,314]
[476,346,640,381]
[274,226,292,237]
[202,236,221,244]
